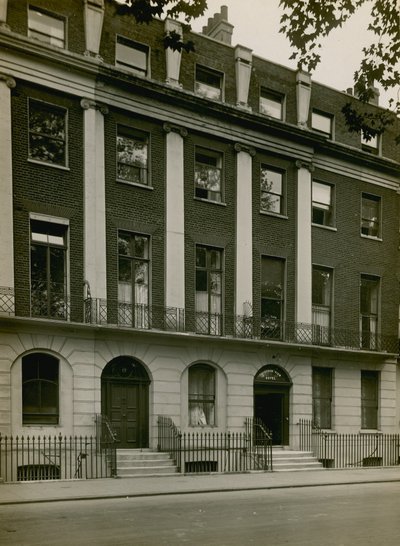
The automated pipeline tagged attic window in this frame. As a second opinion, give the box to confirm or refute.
[195,66,223,101]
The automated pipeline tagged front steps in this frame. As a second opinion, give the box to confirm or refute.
[116,449,178,477]
[272,447,324,472]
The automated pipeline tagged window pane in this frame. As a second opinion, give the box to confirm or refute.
[260,91,282,119]
[361,371,378,429]
[116,38,148,74]
[312,111,332,135]
[195,67,222,100]
[312,368,332,428]
[196,246,207,268]
[313,182,331,206]
[361,194,380,236]
[360,277,379,314]
[312,268,332,305]
[196,270,207,292]
[29,101,66,165]
[28,8,65,48]
[261,257,284,299]
[260,168,283,214]
[189,365,215,426]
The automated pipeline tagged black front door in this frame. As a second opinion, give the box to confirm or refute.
[254,387,289,445]
[104,381,148,448]
[101,357,150,449]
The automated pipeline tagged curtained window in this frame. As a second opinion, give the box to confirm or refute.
[312,367,332,429]
[189,364,215,426]
[361,371,379,429]
[118,232,149,327]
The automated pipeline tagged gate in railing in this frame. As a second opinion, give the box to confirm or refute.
[0,431,117,483]
[298,419,400,468]
[157,416,272,473]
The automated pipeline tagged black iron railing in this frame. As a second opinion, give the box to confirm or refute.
[298,419,400,468]
[0,433,117,483]
[1,287,398,354]
[157,416,273,474]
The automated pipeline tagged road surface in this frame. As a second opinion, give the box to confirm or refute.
[1,481,399,545]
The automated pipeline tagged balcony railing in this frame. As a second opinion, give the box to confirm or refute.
[0,287,398,353]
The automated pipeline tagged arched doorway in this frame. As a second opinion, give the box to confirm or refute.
[254,365,292,446]
[101,357,150,449]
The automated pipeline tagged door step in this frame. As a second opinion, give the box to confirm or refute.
[116,449,178,477]
[272,448,324,472]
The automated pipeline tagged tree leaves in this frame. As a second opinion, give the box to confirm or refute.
[279,0,399,142]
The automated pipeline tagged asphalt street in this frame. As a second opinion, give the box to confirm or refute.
[1,481,400,545]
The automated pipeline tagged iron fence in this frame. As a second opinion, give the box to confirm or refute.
[0,287,398,354]
[157,416,272,473]
[298,419,400,468]
[0,434,116,483]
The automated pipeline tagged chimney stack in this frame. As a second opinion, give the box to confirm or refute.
[202,5,233,45]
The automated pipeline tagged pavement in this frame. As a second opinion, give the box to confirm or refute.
[1,467,400,505]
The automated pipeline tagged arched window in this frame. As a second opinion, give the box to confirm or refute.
[189,364,215,426]
[22,353,59,424]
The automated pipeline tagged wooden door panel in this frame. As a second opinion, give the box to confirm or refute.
[104,381,148,448]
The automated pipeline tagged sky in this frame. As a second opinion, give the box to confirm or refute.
[191,0,396,110]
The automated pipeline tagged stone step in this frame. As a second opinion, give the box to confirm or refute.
[273,463,324,472]
[117,465,178,476]
[117,458,174,468]
[117,452,172,461]
[115,449,178,477]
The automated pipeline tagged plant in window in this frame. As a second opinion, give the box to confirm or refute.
[29,100,66,165]
[117,128,148,185]
[260,167,283,214]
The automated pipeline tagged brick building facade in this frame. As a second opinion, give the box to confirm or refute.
[0,1,399,457]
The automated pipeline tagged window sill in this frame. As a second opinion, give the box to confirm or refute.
[312,223,337,232]
[318,429,337,434]
[117,179,154,191]
[260,211,288,220]
[360,234,382,242]
[359,429,382,434]
[194,197,227,207]
[28,159,70,171]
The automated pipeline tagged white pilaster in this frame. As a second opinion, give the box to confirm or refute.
[0,74,15,294]
[235,144,254,315]
[296,161,313,324]
[165,123,186,310]
[81,99,107,301]
[0,0,9,29]
[165,19,182,87]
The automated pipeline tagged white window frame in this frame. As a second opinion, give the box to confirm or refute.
[195,65,224,101]
[29,213,70,321]
[115,35,150,77]
[28,98,68,168]
[311,109,334,138]
[28,5,66,48]
[361,192,381,239]
[312,181,335,228]
[259,88,284,120]
[116,125,150,187]
[260,165,285,216]
[194,147,223,203]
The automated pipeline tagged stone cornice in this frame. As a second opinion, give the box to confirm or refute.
[1,30,399,178]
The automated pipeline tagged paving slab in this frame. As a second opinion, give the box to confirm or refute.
[1,467,400,505]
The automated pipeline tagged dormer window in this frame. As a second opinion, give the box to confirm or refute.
[116,36,149,76]
[28,6,65,48]
[311,110,333,137]
[260,89,284,120]
[195,65,223,101]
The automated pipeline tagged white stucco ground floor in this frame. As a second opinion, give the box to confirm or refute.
[0,318,399,450]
